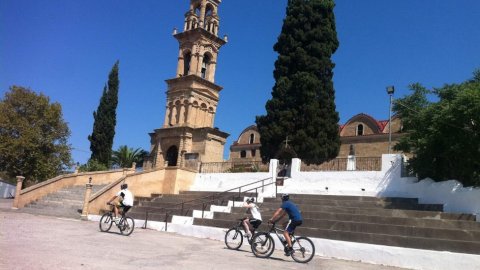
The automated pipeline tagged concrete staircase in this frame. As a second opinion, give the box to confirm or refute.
[133,191,480,255]
[21,185,106,219]
[129,191,256,223]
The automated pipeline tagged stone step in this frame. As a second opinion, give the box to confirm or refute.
[137,200,228,209]
[263,195,420,204]
[193,218,480,255]
[25,203,82,210]
[258,200,444,212]
[178,191,259,198]
[213,211,480,231]
[129,209,185,219]
[146,197,232,205]
[20,184,106,220]
[129,211,173,223]
[20,207,81,219]
[179,191,443,211]
[195,216,480,242]
[131,204,213,216]
[32,198,84,205]
[245,204,474,221]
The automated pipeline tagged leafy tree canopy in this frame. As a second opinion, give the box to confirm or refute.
[394,70,480,187]
[0,86,72,185]
[78,159,108,172]
[256,0,340,165]
[111,145,147,168]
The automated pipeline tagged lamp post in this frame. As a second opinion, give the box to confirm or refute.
[386,86,395,154]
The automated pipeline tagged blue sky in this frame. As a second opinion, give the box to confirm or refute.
[1,0,479,164]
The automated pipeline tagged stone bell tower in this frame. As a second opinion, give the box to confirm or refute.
[145,0,229,169]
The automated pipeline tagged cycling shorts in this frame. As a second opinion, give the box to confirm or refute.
[118,202,132,214]
[249,218,262,229]
[285,220,302,234]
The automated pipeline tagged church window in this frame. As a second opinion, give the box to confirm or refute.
[184,52,191,76]
[249,134,255,144]
[240,150,246,158]
[205,5,213,17]
[356,124,364,136]
[251,149,256,157]
[195,5,201,16]
[201,54,210,79]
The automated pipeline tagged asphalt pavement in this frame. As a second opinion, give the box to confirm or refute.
[0,199,408,270]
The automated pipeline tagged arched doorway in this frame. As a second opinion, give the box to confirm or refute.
[166,145,178,167]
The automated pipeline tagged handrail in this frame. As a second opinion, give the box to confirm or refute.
[142,176,279,230]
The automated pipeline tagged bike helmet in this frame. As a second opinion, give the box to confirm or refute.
[246,197,255,203]
[121,183,128,190]
[281,193,290,201]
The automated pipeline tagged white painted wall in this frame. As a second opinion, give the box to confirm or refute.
[190,155,480,217]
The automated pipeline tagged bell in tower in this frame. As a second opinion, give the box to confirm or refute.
[144,0,229,170]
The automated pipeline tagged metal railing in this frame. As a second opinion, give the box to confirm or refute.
[143,177,277,231]
[301,157,381,171]
[199,161,269,173]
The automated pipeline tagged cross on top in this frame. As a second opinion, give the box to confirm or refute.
[283,136,289,147]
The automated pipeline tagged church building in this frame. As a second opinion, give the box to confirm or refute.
[230,113,404,160]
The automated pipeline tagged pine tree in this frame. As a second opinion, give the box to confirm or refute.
[256,0,340,164]
[88,61,119,167]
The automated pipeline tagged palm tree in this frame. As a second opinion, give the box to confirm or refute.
[111,145,145,168]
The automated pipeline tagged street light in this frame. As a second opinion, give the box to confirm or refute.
[386,86,395,154]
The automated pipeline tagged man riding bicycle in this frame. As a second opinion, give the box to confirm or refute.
[242,197,262,238]
[107,183,134,223]
[269,193,303,256]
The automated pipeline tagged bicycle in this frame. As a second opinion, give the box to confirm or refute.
[224,218,260,250]
[99,203,135,236]
[250,222,315,263]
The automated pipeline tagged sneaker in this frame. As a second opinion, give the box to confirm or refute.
[114,217,121,224]
[245,233,251,238]
[284,247,293,256]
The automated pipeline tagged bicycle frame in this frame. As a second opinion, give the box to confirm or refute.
[250,222,315,263]
[268,223,296,247]
[99,204,135,236]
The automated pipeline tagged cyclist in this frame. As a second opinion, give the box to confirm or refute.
[107,183,134,223]
[242,197,262,238]
[269,193,303,256]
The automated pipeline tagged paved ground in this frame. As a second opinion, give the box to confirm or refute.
[0,199,407,270]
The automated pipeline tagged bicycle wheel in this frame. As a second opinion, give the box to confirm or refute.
[224,228,243,250]
[99,213,113,232]
[250,232,275,258]
[291,236,315,263]
[119,217,135,236]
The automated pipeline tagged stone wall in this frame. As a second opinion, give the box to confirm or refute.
[87,167,197,215]
[17,170,126,208]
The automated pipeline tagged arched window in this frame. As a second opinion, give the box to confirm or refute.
[184,52,191,76]
[195,5,201,16]
[240,150,246,158]
[205,5,213,17]
[201,54,210,79]
[356,124,364,136]
[166,145,178,167]
[249,134,255,144]
[251,149,256,157]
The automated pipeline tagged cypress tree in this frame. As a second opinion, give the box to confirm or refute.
[88,61,119,167]
[256,0,340,165]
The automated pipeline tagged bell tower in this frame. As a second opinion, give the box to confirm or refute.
[145,0,229,169]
